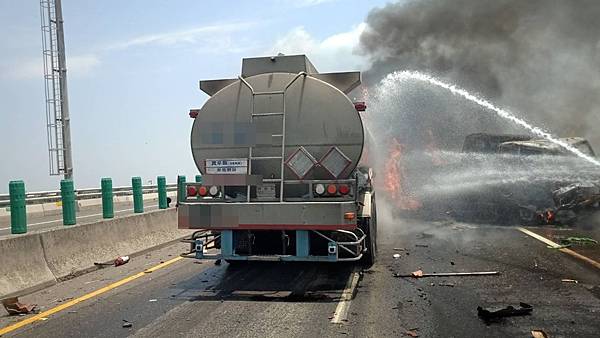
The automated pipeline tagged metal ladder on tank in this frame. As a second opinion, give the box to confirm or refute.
[238,72,307,202]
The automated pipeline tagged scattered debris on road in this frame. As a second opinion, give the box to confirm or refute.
[562,236,597,245]
[214,259,222,266]
[415,244,429,248]
[114,256,130,267]
[393,248,407,251]
[2,297,37,315]
[54,297,73,303]
[548,236,598,249]
[404,329,419,337]
[437,282,455,287]
[149,299,158,302]
[561,279,578,283]
[477,302,533,321]
[122,320,133,328]
[394,270,499,278]
[393,254,401,259]
[531,330,548,338]
[94,255,130,268]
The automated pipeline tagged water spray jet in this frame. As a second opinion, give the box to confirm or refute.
[379,71,600,167]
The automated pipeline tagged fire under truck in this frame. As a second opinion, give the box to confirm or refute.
[179,55,377,265]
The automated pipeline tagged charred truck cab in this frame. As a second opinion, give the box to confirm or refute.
[179,55,377,265]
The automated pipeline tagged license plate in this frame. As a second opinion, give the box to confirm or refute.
[205,158,248,174]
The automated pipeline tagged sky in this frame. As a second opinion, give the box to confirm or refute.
[0,0,391,193]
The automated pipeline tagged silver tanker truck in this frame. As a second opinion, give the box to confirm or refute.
[179,54,377,265]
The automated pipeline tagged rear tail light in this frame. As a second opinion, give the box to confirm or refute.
[354,101,367,112]
[344,212,355,220]
[209,185,219,196]
[326,184,337,195]
[189,109,200,118]
[338,184,350,195]
[314,184,325,195]
[198,186,208,196]
[187,186,197,196]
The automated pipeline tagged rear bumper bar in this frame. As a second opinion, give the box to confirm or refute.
[180,229,366,262]
[178,201,358,230]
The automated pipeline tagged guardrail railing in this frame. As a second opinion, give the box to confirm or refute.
[3,175,192,235]
[0,184,177,208]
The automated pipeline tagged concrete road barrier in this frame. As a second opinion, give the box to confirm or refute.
[0,234,57,298]
[0,208,189,298]
[41,209,187,279]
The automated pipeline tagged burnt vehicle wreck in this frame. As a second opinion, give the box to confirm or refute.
[447,133,600,225]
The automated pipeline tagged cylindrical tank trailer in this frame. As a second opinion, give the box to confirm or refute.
[179,54,377,265]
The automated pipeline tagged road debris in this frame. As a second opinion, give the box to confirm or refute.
[394,270,499,278]
[563,237,597,245]
[214,259,222,266]
[122,320,133,328]
[55,297,73,303]
[94,255,130,268]
[404,329,419,337]
[438,282,455,287]
[393,254,401,259]
[531,329,548,338]
[561,279,578,283]
[149,299,158,302]
[477,302,533,321]
[393,248,407,251]
[114,256,130,267]
[2,297,37,315]
[548,236,598,249]
[415,244,429,248]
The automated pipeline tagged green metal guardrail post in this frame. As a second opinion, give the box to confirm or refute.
[9,180,27,234]
[177,175,186,204]
[60,179,76,226]
[101,177,114,218]
[132,176,143,213]
[157,176,167,209]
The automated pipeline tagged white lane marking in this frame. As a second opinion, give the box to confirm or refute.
[0,205,159,231]
[331,270,360,324]
[516,227,562,248]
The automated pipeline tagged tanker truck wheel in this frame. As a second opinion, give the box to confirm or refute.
[361,195,378,267]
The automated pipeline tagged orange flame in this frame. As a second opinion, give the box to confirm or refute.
[383,138,422,210]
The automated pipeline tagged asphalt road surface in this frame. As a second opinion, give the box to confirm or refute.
[0,202,161,236]
[1,217,599,337]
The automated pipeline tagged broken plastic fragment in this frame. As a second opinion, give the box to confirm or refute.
[1,297,37,315]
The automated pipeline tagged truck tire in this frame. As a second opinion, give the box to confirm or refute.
[361,195,378,267]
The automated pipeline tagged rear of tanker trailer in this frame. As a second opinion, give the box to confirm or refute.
[178,54,377,265]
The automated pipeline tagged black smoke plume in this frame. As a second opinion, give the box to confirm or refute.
[359,0,600,150]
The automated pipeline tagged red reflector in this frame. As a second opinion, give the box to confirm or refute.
[198,186,208,196]
[189,109,200,118]
[339,184,350,195]
[327,184,337,195]
[187,186,197,196]
[344,212,355,220]
[354,101,367,112]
